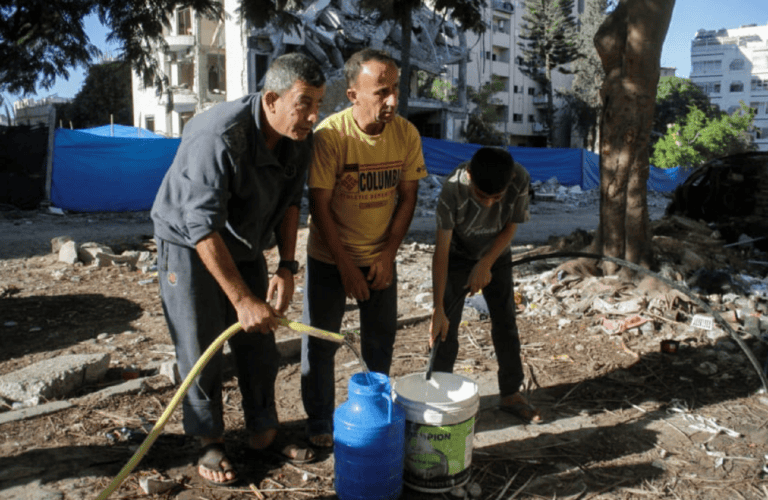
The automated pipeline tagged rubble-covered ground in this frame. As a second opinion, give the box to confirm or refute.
[2,183,768,499]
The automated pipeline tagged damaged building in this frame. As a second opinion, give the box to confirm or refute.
[131,0,564,145]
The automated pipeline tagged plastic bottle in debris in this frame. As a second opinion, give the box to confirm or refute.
[333,371,406,500]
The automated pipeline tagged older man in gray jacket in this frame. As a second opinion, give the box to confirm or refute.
[151,53,325,486]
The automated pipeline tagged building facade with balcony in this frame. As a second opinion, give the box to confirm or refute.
[440,0,578,147]
[690,22,768,151]
[130,3,227,137]
[132,0,578,146]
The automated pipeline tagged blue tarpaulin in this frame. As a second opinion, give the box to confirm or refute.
[50,130,689,213]
[51,125,180,212]
[421,137,689,193]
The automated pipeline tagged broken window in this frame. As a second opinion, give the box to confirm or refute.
[177,8,192,35]
[513,113,523,123]
[179,61,194,89]
[208,54,226,93]
[730,81,744,92]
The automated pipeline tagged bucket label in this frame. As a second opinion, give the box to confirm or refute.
[403,417,474,490]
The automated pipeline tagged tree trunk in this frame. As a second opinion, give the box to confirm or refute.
[398,9,413,117]
[593,0,675,274]
[458,31,467,110]
[545,55,554,147]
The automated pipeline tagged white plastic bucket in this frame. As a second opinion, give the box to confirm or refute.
[393,372,479,493]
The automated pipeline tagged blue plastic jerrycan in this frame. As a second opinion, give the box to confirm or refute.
[334,371,406,500]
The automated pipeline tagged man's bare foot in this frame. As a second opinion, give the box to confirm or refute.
[309,433,334,448]
[197,437,238,486]
[248,428,315,463]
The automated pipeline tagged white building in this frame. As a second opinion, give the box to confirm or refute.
[440,0,575,147]
[13,96,71,128]
[690,22,768,151]
[131,0,576,145]
[131,4,227,136]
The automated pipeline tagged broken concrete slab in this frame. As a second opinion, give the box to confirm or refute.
[57,240,78,264]
[0,353,110,402]
[0,400,72,426]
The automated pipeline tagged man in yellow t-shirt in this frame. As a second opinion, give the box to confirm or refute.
[301,48,427,448]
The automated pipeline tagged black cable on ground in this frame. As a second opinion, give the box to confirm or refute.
[509,251,768,394]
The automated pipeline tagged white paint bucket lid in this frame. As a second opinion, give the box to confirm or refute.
[393,372,479,426]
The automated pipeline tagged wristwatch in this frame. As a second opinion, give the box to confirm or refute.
[278,259,299,275]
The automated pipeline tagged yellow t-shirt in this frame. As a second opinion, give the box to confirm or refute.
[307,107,427,266]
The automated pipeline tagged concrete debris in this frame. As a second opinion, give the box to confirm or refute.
[248,0,464,77]
[139,476,178,495]
[0,353,110,402]
[50,236,156,270]
[58,240,78,264]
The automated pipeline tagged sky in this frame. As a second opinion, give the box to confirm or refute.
[7,0,768,104]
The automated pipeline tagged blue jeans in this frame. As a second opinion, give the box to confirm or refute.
[157,237,280,437]
[300,256,398,437]
[432,252,524,397]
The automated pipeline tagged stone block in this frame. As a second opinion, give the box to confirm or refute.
[0,353,110,402]
[58,241,79,264]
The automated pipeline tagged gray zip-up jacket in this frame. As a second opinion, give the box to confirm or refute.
[151,94,311,261]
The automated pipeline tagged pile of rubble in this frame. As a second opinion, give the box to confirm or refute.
[250,0,463,80]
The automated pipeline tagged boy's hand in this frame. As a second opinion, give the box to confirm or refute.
[466,261,492,296]
[429,308,449,346]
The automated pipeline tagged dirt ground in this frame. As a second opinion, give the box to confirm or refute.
[2,198,768,500]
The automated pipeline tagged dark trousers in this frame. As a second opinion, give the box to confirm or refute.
[157,237,280,437]
[300,256,398,437]
[433,252,524,397]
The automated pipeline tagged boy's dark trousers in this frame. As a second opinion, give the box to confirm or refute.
[432,252,525,397]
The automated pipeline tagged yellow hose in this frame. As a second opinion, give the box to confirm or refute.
[96,318,344,499]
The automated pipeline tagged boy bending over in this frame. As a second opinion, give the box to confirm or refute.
[430,147,541,424]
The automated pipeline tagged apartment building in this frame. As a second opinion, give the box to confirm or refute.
[131,0,575,146]
[13,96,71,128]
[690,22,768,151]
[131,4,226,136]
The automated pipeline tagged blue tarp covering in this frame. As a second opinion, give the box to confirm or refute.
[51,126,180,212]
[78,124,168,139]
[50,130,690,213]
[421,137,690,193]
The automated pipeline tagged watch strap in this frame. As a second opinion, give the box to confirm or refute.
[278,259,299,275]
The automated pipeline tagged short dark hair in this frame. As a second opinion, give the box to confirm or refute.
[263,53,326,95]
[344,48,398,88]
[468,147,515,195]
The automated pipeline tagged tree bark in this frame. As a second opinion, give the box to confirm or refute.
[594,0,675,274]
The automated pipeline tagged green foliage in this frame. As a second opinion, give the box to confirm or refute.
[559,0,609,150]
[654,76,718,139]
[417,70,457,102]
[518,0,580,145]
[463,75,506,145]
[651,102,756,169]
[518,0,580,82]
[56,60,133,128]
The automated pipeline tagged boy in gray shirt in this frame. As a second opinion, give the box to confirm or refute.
[430,147,541,423]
